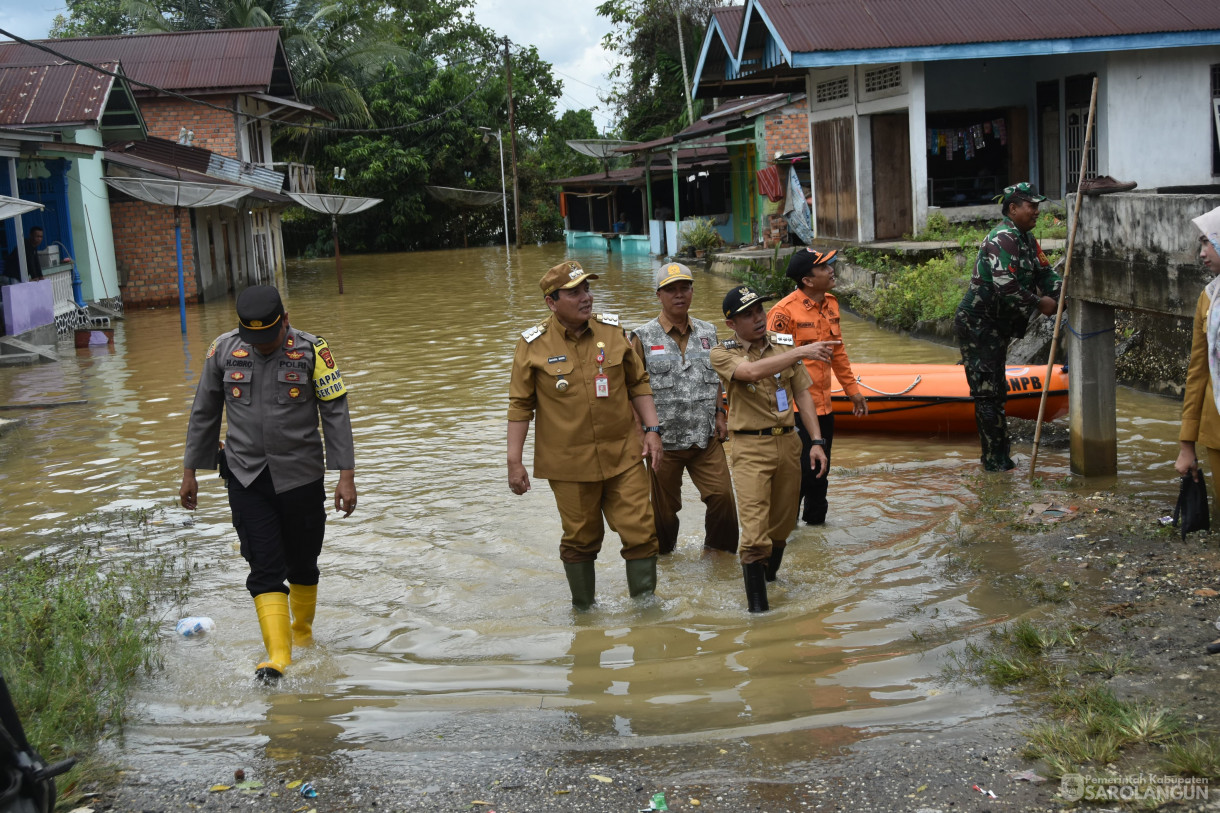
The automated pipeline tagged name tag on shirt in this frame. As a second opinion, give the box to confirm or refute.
[595,374,609,398]
[776,388,790,412]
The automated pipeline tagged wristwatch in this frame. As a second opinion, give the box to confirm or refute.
[643,426,661,434]
[810,438,826,446]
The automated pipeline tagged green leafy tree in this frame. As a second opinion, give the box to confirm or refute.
[597,0,723,140]
[50,0,140,36]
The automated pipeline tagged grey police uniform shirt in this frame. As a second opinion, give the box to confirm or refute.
[183,326,355,493]
[633,316,721,451]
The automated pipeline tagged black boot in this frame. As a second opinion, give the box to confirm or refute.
[625,556,657,598]
[563,561,596,610]
[765,541,786,582]
[742,562,769,613]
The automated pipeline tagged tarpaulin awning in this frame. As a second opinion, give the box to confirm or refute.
[0,194,44,221]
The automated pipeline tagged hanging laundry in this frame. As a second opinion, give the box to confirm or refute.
[756,164,784,202]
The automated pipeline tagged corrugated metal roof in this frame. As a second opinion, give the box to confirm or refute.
[753,0,1216,54]
[710,6,744,54]
[0,61,117,127]
[0,28,294,97]
[105,135,286,194]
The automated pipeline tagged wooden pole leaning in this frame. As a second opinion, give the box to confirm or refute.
[1029,76,1099,477]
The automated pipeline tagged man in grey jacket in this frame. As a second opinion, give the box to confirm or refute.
[180,285,356,682]
[631,263,738,554]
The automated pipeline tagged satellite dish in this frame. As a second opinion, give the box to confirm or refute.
[565,139,639,158]
[565,139,640,177]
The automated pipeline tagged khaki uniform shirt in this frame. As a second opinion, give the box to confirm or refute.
[508,313,652,481]
[767,290,860,415]
[183,326,355,493]
[710,333,813,433]
[1180,287,1220,449]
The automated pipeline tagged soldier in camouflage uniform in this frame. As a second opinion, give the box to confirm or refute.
[953,182,1061,471]
[631,262,738,555]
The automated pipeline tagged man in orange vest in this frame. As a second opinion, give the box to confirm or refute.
[766,249,868,525]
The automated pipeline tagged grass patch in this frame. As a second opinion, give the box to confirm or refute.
[0,508,190,797]
[954,617,1217,780]
[871,251,968,330]
[1162,737,1220,778]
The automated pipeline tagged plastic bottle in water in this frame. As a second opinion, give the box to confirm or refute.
[175,617,215,637]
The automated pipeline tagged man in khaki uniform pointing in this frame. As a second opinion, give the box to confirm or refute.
[507,260,664,610]
[711,285,835,612]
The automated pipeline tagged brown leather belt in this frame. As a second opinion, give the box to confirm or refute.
[732,426,795,436]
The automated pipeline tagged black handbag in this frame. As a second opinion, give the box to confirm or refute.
[1173,469,1210,540]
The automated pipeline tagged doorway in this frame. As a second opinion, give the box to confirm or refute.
[871,113,912,240]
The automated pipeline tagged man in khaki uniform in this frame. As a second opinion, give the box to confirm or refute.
[507,260,664,610]
[711,285,836,612]
[631,262,738,555]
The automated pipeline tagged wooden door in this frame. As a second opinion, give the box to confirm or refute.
[871,113,912,240]
[812,117,857,239]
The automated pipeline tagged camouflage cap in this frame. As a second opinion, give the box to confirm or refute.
[540,260,599,296]
[1000,181,1047,206]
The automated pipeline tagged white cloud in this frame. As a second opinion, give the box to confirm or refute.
[472,0,621,131]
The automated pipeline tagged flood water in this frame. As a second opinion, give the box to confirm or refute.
[0,244,1188,781]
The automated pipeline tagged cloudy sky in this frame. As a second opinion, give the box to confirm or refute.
[0,0,621,129]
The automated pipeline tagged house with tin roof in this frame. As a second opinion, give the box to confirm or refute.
[693,0,1220,241]
[0,28,328,308]
[0,59,143,351]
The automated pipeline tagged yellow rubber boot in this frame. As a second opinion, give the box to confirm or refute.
[288,583,317,648]
[253,592,292,683]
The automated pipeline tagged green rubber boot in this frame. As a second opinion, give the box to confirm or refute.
[625,556,657,598]
[563,561,596,610]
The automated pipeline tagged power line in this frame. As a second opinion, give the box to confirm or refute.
[0,26,499,135]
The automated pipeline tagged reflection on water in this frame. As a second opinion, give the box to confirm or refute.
[0,244,1187,772]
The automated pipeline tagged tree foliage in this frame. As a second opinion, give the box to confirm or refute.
[596,0,723,141]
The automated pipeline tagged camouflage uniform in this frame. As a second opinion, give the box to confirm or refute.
[953,216,1060,470]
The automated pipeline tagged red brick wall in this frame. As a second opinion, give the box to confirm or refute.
[140,95,240,159]
[764,110,811,160]
[111,201,196,308]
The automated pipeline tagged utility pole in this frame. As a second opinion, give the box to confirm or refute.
[675,2,694,126]
[504,36,522,249]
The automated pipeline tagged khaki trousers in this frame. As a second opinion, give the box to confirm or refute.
[549,462,659,563]
[726,431,801,564]
[650,440,739,554]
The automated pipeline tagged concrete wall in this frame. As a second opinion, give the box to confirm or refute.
[1072,192,1220,318]
[63,128,120,302]
[1106,47,1220,188]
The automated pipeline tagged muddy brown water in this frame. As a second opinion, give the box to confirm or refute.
[0,244,1187,780]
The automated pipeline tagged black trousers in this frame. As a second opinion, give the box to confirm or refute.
[227,467,326,597]
[795,412,835,524]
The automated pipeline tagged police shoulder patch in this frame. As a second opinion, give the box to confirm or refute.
[770,331,794,346]
[206,339,217,359]
[521,322,547,343]
[595,312,620,326]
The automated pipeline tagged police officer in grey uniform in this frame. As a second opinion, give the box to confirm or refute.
[179,285,356,682]
[631,262,738,554]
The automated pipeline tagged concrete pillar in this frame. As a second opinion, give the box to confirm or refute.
[1067,297,1117,475]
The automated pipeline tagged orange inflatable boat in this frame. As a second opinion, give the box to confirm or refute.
[829,363,1068,432]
